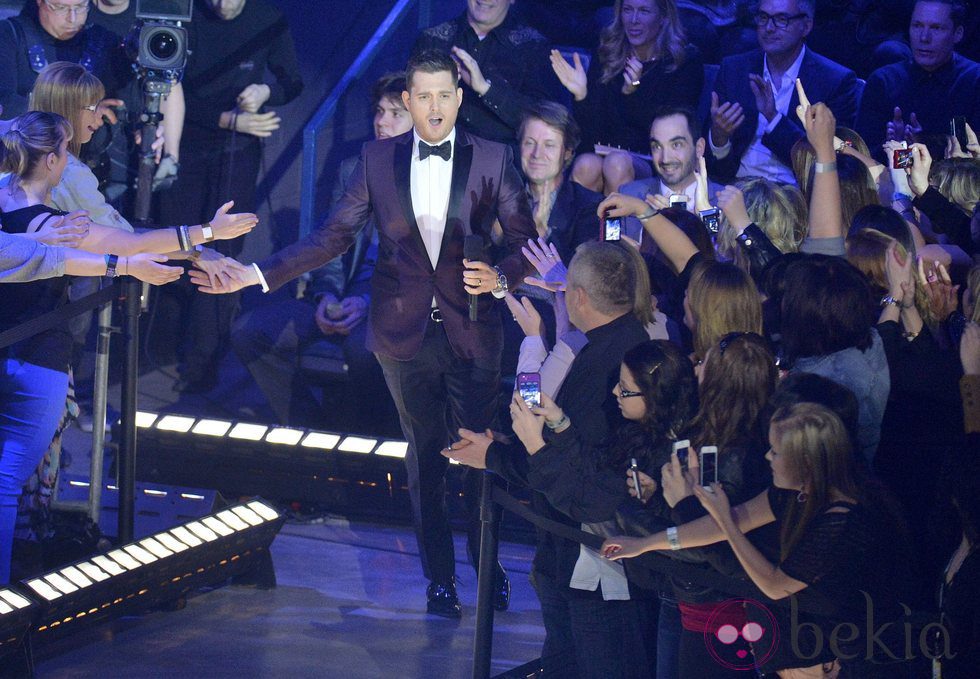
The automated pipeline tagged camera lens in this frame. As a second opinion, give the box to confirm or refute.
[148,30,178,61]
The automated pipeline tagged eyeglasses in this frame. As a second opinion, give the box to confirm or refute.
[43,0,91,16]
[753,11,807,29]
[618,385,644,399]
[81,104,98,112]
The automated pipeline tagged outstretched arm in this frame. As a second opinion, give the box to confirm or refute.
[598,193,698,273]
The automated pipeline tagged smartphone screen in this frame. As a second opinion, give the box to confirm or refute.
[517,372,542,408]
[699,446,718,489]
[669,195,688,211]
[951,116,969,149]
[699,208,720,234]
[629,458,642,499]
[603,218,622,241]
[672,439,691,466]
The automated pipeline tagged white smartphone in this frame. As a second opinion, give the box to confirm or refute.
[699,446,718,490]
[672,439,691,466]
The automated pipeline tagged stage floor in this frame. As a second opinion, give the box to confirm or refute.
[32,519,544,678]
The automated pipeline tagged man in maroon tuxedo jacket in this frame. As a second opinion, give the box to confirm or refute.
[191,50,537,617]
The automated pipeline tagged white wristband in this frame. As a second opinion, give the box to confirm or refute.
[666,526,681,551]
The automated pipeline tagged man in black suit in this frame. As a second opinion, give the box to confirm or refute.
[191,50,538,618]
[705,0,859,184]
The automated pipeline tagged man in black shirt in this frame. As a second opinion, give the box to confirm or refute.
[157,0,303,394]
[412,0,562,145]
[856,0,980,162]
[446,241,649,676]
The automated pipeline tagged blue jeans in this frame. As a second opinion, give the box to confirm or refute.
[0,359,68,584]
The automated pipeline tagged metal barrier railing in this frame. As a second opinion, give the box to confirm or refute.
[298,0,432,241]
[0,277,143,543]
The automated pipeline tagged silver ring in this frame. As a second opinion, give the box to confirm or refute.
[631,80,641,87]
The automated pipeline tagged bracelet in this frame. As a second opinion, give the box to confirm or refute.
[638,208,659,221]
[201,222,214,242]
[176,224,191,251]
[902,330,920,341]
[230,111,238,132]
[544,414,569,430]
[880,294,901,308]
[814,161,837,174]
[666,526,681,551]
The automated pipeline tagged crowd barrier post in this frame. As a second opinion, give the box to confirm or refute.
[117,278,142,543]
[86,301,114,521]
[472,471,501,679]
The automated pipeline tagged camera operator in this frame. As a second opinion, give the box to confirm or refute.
[157,0,303,394]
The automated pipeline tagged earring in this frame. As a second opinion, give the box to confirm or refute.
[796,488,808,503]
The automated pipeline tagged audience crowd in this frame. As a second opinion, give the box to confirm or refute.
[1,0,979,676]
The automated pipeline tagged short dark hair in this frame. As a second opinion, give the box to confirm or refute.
[648,105,701,143]
[405,50,458,90]
[568,241,636,315]
[780,255,875,363]
[371,72,407,109]
[518,101,581,156]
[915,0,968,27]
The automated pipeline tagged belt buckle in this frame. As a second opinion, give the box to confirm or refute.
[430,307,443,323]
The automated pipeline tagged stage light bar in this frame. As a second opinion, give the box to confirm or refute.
[0,586,38,663]
[8,498,283,647]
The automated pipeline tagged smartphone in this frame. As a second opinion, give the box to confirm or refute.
[603,217,622,241]
[669,194,688,211]
[516,372,542,408]
[672,439,691,466]
[629,458,642,499]
[326,302,344,320]
[699,446,718,490]
[699,207,720,234]
[893,145,913,170]
[951,116,969,149]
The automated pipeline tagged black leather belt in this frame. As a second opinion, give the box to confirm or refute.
[430,307,443,323]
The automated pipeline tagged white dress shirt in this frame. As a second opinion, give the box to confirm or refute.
[711,46,806,185]
[411,128,456,270]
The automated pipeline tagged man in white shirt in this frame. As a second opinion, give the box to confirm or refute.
[189,50,537,619]
[619,106,724,240]
[705,0,859,184]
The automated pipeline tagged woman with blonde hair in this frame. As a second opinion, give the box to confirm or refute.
[716,178,806,274]
[684,260,764,362]
[0,111,189,584]
[550,0,703,194]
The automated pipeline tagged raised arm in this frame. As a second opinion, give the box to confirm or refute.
[598,193,698,273]
[798,94,843,240]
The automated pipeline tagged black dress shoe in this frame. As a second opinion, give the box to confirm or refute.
[426,579,462,618]
[493,570,511,612]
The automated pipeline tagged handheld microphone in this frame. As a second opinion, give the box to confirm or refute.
[463,234,483,322]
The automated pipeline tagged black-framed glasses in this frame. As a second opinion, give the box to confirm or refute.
[753,11,807,29]
[618,385,644,399]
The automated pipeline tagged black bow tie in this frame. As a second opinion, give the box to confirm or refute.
[419,140,452,161]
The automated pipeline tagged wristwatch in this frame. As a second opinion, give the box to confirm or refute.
[202,222,215,242]
[104,254,119,278]
[491,266,508,299]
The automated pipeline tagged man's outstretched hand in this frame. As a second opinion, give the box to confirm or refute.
[189,256,259,293]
